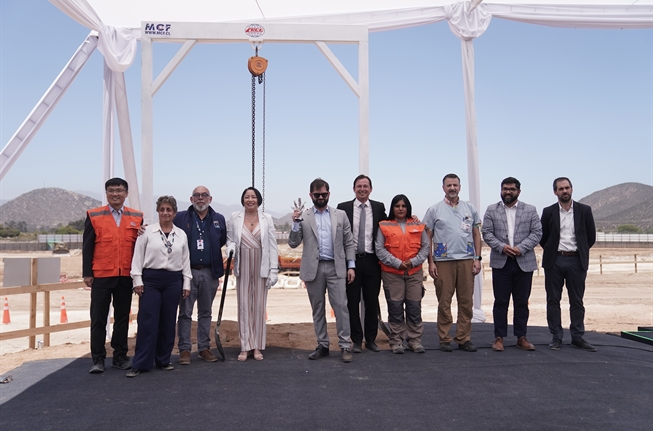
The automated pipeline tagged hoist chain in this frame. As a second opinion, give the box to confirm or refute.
[251,75,256,188]
[261,72,266,212]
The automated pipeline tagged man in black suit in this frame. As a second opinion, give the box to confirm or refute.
[337,175,387,352]
[540,177,597,352]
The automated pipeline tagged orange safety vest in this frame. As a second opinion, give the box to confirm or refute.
[88,205,143,278]
[378,220,425,276]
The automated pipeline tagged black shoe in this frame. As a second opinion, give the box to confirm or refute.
[89,358,105,374]
[112,355,131,370]
[308,345,330,360]
[156,363,174,371]
[571,339,597,352]
[352,343,363,353]
[341,348,353,363]
[365,341,380,352]
[458,341,477,352]
[125,368,141,378]
[548,339,562,350]
[439,342,453,353]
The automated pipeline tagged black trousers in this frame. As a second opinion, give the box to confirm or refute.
[492,257,533,338]
[346,253,382,344]
[90,276,133,361]
[544,254,587,341]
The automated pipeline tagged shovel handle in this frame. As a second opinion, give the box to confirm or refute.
[216,251,233,326]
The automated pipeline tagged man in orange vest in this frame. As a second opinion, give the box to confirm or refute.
[83,178,143,374]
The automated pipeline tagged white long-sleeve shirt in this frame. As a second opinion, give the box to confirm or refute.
[131,223,192,290]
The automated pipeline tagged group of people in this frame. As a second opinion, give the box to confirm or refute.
[290,174,597,362]
[83,179,279,377]
[83,172,597,375]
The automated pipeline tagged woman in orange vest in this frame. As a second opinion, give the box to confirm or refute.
[375,194,429,354]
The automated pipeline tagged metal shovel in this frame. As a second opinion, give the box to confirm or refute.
[215,251,233,361]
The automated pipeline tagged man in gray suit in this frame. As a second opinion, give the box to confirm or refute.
[289,178,356,363]
[482,177,542,352]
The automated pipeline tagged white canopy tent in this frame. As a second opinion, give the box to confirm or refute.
[1,0,651,322]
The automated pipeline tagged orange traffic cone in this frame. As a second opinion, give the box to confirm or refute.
[330,307,335,318]
[60,296,68,324]
[129,308,133,324]
[2,298,10,324]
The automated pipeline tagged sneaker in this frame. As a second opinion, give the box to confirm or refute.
[179,350,191,365]
[391,344,405,354]
[199,348,219,362]
[408,343,425,353]
[112,355,131,370]
[439,342,453,353]
[89,358,105,374]
[125,368,141,378]
[548,339,562,350]
[157,363,174,371]
[458,340,477,352]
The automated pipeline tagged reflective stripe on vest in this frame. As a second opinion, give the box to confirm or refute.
[88,206,142,278]
[378,220,425,276]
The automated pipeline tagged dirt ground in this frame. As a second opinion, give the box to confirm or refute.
[1,247,651,375]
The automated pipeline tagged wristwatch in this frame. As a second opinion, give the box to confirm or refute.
[474,256,482,261]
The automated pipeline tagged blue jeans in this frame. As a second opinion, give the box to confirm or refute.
[177,268,218,352]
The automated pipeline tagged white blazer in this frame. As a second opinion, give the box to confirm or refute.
[226,210,279,278]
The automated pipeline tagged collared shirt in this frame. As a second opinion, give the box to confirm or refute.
[131,222,192,290]
[423,198,481,261]
[353,199,373,253]
[502,200,518,247]
[558,202,577,252]
[314,207,334,260]
[110,206,124,227]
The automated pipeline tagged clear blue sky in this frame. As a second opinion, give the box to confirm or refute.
[1,1,652,219]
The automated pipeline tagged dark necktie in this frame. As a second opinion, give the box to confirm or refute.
[357,204,366,254]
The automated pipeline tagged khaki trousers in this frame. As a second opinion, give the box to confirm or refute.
[434,260,474,344]
[381,269,424,347]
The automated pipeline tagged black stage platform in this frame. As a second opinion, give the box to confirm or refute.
[1,323,651,431]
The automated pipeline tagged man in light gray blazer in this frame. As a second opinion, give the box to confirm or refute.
[482,177,542,352]
[289,178,356,363]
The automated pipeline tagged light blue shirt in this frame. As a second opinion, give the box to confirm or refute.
[313,207,334,261]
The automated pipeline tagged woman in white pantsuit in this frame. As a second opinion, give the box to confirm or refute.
[226,187,279,361]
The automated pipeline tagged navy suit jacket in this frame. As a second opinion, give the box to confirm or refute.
[540,201,595,271]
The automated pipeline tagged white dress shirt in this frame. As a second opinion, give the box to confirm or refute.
[353,199,373,253]
[558,202,578,252]
[131,222,192,290]
[502,201,518,247]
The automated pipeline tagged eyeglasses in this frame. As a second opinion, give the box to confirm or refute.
[501,187,518,192]
[312,193,328,199]
[106,188,126,194]
[192,193,210,198]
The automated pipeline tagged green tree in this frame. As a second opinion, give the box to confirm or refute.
[0,224,20,238]
[617,224,642,234]
[68,218,85,231]
[55,225,81,234]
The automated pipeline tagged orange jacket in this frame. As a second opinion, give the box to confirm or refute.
[378,220,425,276]
[88,206,142,278]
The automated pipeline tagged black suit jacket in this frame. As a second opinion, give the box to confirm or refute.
[337,199,387,255]
[540,200,596,271]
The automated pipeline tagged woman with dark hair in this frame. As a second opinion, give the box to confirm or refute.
[375,194,429,354]
[127,196,192,377]
[225,187,279,361]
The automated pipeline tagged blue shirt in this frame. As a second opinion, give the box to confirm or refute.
[314,207,334,261]
[188,212,213,266]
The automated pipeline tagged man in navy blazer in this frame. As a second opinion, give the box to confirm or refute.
[337,175,387,353]
[482,177,542,352]
[540,177,597,352]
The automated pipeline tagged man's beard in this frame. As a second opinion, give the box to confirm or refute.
[502,194,516,205]
[193,202,208,213]
[312,197,329,209]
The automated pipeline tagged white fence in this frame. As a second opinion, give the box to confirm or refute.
[595,233,652,243]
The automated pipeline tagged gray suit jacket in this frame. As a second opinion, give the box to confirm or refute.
[482,201,542,272]
[288,206,355,282]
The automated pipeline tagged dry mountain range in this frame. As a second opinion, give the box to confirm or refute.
[0,183,651,231]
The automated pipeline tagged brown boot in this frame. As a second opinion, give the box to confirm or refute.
[179,350,191,365]
[199,348,219,362]
[492,337,504,352]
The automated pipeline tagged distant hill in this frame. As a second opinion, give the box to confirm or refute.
[0,188,101,231]
[578,182,653,231]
